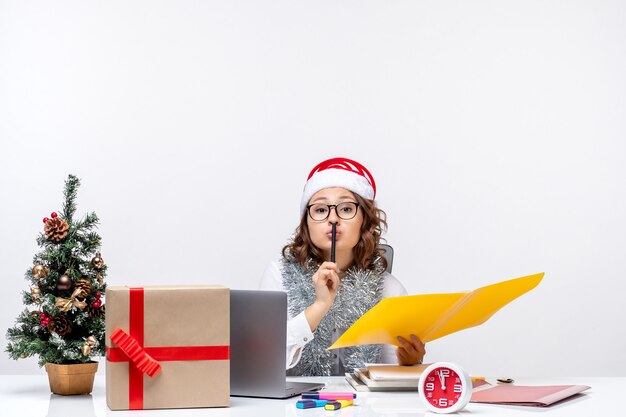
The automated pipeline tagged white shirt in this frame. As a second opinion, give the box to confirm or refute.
[259,260,408,370]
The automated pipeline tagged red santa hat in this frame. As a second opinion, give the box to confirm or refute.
[300,157,377,214]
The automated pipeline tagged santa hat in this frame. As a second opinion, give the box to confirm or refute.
[300,157,377,214]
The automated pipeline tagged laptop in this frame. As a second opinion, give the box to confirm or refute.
[230,289,325,398]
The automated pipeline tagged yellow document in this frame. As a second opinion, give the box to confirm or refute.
[328,272,544,350]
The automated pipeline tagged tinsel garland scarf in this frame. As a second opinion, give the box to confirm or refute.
[281,252,385,376]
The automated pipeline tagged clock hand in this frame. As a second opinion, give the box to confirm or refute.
[438,371,446,390]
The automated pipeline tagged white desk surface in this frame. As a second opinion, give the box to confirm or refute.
[1,375,622,417]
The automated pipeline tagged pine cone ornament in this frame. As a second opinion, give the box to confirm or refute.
[87,303,105,318]
[44,217,70,242]
[47,315,72,336]
[74,279,92,298]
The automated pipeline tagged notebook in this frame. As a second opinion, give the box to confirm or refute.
[346,369,420,391]
[366,364,430,381]
[345,364,430,391]
[471,383,591,406]
[230,289,325,398]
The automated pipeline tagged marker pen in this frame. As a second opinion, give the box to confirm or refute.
[324,400,353,410]
[302,391,356,401]
[330,222,337,262]
[296,399,328,409]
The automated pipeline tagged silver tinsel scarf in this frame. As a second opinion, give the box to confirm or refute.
[281,252,386,376]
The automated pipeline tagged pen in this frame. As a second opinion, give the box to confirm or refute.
[324,400,353,411]
[296,399,328,409]
[302,391,356,401]
[471,376,486,382]
[330,222,336,263]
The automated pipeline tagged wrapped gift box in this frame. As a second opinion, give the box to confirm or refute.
[105,285,229,410]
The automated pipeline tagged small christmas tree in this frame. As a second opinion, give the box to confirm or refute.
[6,175,107,366]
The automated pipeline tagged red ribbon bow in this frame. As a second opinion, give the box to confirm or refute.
[110,328,161,377]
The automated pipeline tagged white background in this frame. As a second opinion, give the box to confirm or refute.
[1,1,624,377]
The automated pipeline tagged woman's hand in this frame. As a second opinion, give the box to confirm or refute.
[396,334,426,365]
[312,261,340,307]
[304,262,340,332]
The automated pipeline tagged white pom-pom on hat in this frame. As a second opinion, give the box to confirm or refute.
[300,157,376,215]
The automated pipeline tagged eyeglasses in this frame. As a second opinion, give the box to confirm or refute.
[306,202,360,221]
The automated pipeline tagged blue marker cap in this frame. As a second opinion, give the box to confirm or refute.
[296,399,329,409]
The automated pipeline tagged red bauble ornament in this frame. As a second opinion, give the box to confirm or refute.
[51,212,58,218]
[92,300,102,309]
[39,312,47,319]
[40,318,50,327]
[43,217,49,223]
[94,292,102,299]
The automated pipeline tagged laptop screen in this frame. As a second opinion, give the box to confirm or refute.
[230,290,289,397]
[229,289,324,398]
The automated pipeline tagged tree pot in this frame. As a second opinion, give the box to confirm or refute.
[45,362,98,395]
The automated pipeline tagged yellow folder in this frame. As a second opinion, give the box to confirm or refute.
[328,272,544,350]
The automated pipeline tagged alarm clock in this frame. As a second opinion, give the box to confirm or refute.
[418,362,473,414]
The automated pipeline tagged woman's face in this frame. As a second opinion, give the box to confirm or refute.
[306,187,363,260]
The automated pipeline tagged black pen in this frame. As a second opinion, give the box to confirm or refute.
[330,222,336,263]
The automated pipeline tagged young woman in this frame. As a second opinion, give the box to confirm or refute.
[260,157,425,376]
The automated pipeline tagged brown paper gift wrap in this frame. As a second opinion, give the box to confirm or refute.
[105,286,229,410]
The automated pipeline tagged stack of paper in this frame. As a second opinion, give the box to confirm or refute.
[345,364,430,392]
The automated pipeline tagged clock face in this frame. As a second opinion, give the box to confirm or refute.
[419,362,472,413]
